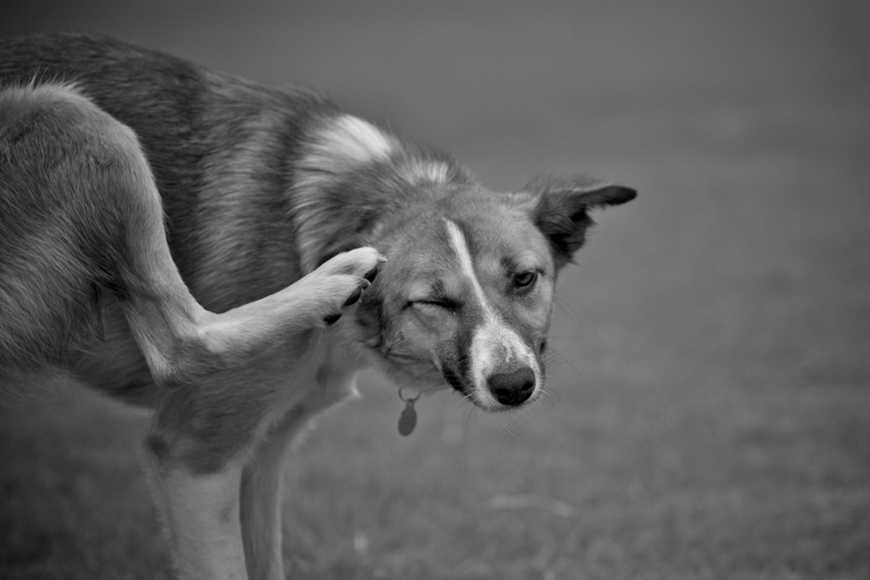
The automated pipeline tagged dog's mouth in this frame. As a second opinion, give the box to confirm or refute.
[378,351,477,403]
[372,347,444,389]
[375,342,542,412]
[440,365,472,397]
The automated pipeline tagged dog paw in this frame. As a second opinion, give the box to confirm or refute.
[304,247,384,327]
[316,247,383,280]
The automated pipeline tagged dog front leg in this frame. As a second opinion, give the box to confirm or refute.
[239,378,355,580]
[144,446,248,580]
[239,411,302,580]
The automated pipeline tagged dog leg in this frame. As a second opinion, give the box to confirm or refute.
[240,367,357,580]
[137,245,377,579]
[196,247,382,364]
[239,437,290,580]
[0,84,243,578]
[238,411,303,580]
[2,83,380,578]
[138,249,376,580]
[144,450,248,580]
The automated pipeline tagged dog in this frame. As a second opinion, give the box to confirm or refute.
[0,33,637,579]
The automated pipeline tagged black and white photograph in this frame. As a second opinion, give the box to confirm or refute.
[1,1,868,578]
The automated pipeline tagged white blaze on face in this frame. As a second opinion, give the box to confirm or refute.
[443,219,540,408]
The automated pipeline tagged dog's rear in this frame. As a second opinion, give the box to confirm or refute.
[0,71,383,580]
[0,34,336,396]
[0,82,140,370]
[0,33,332,304]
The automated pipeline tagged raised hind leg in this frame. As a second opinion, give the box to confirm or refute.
[1,83,381,579]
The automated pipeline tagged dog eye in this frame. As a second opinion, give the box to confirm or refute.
[513,271,538,289]
[411,298,460,311]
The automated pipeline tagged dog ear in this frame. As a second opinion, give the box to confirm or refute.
[529,176,637,267]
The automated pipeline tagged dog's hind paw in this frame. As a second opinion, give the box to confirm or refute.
[305,247,384,327]
[316,247,383,279]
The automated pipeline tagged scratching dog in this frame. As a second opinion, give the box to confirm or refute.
[0,34,636,579]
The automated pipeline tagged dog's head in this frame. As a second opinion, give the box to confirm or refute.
[293,115,636,411]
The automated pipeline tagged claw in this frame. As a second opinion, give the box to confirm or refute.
[343,286,362,307]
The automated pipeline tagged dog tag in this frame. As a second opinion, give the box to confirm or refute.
[397,399,417,436]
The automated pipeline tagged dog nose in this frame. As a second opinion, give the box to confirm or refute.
[487,367,536,406]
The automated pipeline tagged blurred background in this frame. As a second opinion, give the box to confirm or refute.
[1,1,869,578]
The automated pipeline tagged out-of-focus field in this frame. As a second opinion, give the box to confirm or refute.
[2,2,869,579]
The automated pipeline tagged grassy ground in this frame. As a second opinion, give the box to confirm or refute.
[2,4,870,578]
[2,94,868,579]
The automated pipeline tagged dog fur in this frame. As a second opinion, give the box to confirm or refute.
[0,34,636,579]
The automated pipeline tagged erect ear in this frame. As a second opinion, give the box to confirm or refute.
[529,176,637,267]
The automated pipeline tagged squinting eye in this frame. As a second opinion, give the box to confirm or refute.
[410,298,461,311]
[513,271,538,289]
